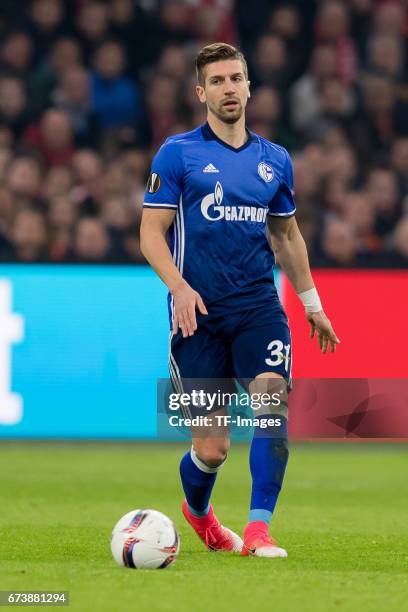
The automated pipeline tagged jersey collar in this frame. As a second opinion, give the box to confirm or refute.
[201,122,256,153]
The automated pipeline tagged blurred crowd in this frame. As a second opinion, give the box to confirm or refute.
[0,0,407,266]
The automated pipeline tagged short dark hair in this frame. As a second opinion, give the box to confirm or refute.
[195,42,248,85]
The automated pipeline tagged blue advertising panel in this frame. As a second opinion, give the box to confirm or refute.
[0,265,282,439]
[0,265,169,439]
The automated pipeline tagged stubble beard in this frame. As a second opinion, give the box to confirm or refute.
[210,101,244,125]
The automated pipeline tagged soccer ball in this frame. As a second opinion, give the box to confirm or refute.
[111,509,180,569]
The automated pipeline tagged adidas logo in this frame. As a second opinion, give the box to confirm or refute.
[203,163,219,173]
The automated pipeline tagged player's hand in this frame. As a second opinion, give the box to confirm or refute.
[172,280,208,338]
[307,311,340,354]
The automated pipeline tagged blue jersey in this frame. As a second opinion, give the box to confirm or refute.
[144,122,296,323]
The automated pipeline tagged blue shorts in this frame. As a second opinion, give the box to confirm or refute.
[169,301,292,395]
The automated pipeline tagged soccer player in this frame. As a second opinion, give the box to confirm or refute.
[140,43,340,558]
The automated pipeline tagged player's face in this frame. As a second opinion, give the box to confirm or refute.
[196,59,250,124]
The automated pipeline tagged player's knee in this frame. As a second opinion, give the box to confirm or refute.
[198,447,228,468]
[193,440,229,468]
[249,374,288,419]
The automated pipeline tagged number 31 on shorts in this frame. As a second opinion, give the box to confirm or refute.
[265,339,291,372]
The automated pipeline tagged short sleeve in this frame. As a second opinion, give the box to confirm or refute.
[143,141,183,210]
[268,149,296,217]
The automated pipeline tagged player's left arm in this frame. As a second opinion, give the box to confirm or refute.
[268,215,340,353]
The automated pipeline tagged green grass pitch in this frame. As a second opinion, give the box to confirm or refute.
[0,442,407,611]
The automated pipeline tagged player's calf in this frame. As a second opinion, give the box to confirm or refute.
[180,433,230,518]
[180,440,242,553]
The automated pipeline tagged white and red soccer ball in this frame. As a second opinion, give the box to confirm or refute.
[111,509,180,569]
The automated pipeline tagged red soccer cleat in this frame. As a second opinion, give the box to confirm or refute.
[182,500,243,552]
[241,520,288,558]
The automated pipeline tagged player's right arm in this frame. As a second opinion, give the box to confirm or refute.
[140,140,207,338]
[140,209,207,338]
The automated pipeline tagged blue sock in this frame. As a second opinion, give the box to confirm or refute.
[249,416,289,525]
[179,448,221,516]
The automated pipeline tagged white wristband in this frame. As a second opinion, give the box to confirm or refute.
[297,288,322,313]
